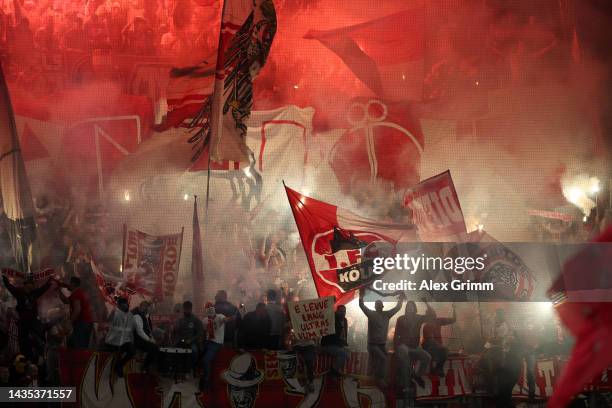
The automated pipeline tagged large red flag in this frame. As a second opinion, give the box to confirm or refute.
[285,186,415,305]
[304,7,425,102]
[547,227,612,407]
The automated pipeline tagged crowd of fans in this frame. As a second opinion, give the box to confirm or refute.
[0,190,577,402]
[0,0,219,59]
[0,1,588,404]
[0,262,569,406]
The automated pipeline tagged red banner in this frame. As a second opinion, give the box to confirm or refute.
[403,170,467,241]
[122,225,184,302]
[286,186,416,305]
[58,348,611,407]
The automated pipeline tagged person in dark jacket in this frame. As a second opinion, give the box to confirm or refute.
[421,304,456,377]
[265,289,285,350]
[359,287,404,387]
[214,290,241,346]
[173,301,204,364]
[0,365,10,386]
[239,303,271,349]
[394,300,434,389]
[321,304,350,377]
[2,273,53,360]
[131,301,158,372]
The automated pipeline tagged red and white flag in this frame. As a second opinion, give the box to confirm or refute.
[122,225,184,303]
[158,63,215,133]
[286,186,415,305]
[171,0,277,165]
[61,114,150,197]
[304,7,425,101]
[403,170,466,241]
[12,89,154,198]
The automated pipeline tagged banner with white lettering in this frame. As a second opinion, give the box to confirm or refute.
[403,170,466,241]
[288,297,335,340]
[122,225,184,302]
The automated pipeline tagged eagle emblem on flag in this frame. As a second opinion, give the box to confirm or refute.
[188,0,277,163]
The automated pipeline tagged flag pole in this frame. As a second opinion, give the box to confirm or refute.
[192,194,204,313]
[205,154,212,220]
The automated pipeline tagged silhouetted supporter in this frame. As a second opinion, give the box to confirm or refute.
[359,288,404,387]
[2,273,53,361]
[172,301,204,361]
[122,16,154,55]
[421,305,456,377]
[265,289,285,350]
[394,300,434,389]
[0,365,10,386]
[239,303,271,350]
[321,304,350,377]
[214,290,241,346]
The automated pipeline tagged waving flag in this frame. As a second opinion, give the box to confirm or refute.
[403,170,466,241]
[285,186,415,305]
[547,227,612,407]
[182,0,277,166]
[157,63,215,135]
[0,63,36,272]
[304,7,425,101]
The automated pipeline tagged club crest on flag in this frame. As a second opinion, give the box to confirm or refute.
[444,233,537,301]
[285,186,414,305]
[311,227,394,292]
[478,245,535,300]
